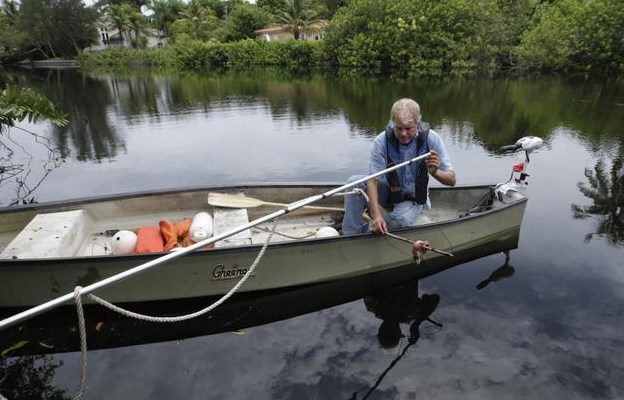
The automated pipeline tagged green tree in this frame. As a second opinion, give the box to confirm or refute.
[516,0,624,72]
[275,0,324,40]
[0,0,19,19]
[325,0,506,74]
[201,0,244,20]
[105,3,135,45]
[0,1,26,63]
[319,0,347,19]
[170,0,220,42]
[53,0,100,55]
[127,7,151,47]
[15,0,57,58]
[14,0,98,59]
[150,0,184,38]
[257,0,286,15]
[222,3,270,42]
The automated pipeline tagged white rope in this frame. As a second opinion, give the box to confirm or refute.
[252,225,316,240]
[73,287,88,400]
[332,188,369,203]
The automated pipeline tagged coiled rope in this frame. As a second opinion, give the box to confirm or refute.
[71,217,280,399]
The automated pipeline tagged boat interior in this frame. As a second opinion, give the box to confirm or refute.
[0,185,511,260]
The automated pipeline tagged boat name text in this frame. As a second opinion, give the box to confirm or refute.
[212,263,252,280]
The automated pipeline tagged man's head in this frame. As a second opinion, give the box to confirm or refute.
[377,319,402,349]
[391,98,421,145]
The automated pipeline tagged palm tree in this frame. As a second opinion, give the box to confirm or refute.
[127,8,152,46]
[275,0,323,40]
[150,0,184,39]
[105,3,135,46]
[571,149,624,245]
[0,0,19,22]
[174,1,218,41]
[0,86,68,130]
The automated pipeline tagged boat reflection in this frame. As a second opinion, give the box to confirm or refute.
[0,264,418,357]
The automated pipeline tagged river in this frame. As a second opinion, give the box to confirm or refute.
[0,68,623,399]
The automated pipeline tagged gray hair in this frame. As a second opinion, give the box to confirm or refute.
[390,98,422,124]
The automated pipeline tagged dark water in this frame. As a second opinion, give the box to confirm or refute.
[1,69,623,399]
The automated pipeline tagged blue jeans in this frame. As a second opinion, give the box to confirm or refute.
[341,175,429,235]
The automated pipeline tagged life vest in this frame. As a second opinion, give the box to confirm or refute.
[384,121,430,206]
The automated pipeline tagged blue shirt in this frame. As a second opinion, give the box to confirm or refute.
[369,128,453,198]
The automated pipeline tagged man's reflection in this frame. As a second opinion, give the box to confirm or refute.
[364,281,441,349]
[352,282,442,400]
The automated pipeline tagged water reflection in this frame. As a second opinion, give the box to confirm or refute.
[9,70,624,158]
[364,282,441,349]
[0,126,65,206]
[2,69,624,205]
[0,355,70,400]
[476,251,516,290]
[572,146,624,245]
[353,282,442,400]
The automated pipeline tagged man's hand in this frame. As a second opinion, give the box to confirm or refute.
[370,214,388,235]
[426,150,456,186]
[367,178,388,235]
[425,150,441,176]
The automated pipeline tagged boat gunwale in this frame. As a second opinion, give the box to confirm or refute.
[0,182,345,214]
[0,182,499,214]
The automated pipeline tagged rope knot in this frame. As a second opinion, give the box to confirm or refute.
[352,188,370,202]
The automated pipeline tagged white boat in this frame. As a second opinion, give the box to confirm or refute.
[0,183,524,307]
[0,137,542,329]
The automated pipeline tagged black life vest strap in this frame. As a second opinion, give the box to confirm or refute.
[385,121,430,206]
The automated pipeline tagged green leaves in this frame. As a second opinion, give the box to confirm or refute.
[517,0,624,72]
[0,86,69,130]
[325,0,506,76]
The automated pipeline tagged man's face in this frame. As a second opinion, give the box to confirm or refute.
[393,118,418,145]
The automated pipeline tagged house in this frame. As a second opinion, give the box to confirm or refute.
[255,21,328,42]
[86,8,165,52]
[86,27,166,51]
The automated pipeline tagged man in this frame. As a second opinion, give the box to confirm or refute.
[342,98,456,235]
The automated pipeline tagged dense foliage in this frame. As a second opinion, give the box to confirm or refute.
[324,0,508,75]
[2,0,624,75]
[0,0,98,61]
[76,39,324,70]
[516,0,624,73]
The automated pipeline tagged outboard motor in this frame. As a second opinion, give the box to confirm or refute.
[495,136,544,199]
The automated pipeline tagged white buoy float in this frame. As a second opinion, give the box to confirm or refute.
[189,212,214,242]
[111,230,137,254]
[314,226,340,238]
